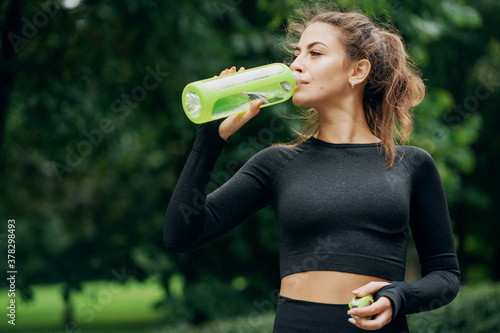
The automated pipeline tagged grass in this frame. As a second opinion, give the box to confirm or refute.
[0,275,167,333]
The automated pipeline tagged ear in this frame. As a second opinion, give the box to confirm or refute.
[349,59,371,86]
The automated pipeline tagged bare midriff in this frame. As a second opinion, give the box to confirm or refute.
[280,271,390,304]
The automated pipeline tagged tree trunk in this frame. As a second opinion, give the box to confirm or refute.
[63,283,74,328]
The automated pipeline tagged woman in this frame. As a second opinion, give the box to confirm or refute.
[164,10,460,332]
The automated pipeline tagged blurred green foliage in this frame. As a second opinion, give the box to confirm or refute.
[160,281,500,333]
[1,0,499,328]
[408,282,500,333]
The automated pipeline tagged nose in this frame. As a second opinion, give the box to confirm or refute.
[290,56,304,73]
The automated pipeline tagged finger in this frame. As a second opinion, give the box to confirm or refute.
[219,66,241,77]
[347,304,380,318]
[220,99,262,139]
[250,98,263,110]
[242,98,262,119]
[348,310,391,331]
[234,99,262,123]
[352,281,390,297]
[347,297,390,318]
[352,281,388,296]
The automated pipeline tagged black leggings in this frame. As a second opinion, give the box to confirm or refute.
[273,294,410,333]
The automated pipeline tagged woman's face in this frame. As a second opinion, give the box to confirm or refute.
[290,22,352,108]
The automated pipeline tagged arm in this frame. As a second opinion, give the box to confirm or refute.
[374,147,461,320]
[163,105,272,253]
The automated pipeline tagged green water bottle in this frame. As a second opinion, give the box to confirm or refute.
[182,63,301,124]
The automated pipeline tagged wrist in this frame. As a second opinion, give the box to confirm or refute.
[193,118,229,155]
[218,127,231,141]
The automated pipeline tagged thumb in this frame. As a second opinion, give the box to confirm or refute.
[231,98,262,128]
[241,98,262,121]
[352,281,391,297]
[219,99,262,140]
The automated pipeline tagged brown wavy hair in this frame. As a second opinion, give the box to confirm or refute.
[282,10,425,166]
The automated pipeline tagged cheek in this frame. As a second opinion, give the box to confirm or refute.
[317,71,346,94]
[312,74,331,92]
[314,59,346,87]
[315,78,337,95]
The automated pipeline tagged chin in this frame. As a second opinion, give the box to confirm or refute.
[292,95,313,108]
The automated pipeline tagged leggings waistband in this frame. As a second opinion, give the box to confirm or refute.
[273,293,409,333]
[277,293,350,307]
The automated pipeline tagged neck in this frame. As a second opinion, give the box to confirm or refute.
[313,97,379,144]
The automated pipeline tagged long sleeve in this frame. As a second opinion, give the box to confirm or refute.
[163,119,274,253]
[375,147,461,320]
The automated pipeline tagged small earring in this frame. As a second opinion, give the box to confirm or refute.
[350,82,355,88]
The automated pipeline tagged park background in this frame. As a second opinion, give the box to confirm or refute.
[1,0,499,332]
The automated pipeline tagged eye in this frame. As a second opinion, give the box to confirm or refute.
[310,51,321,56]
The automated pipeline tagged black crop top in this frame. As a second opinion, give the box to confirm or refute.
[164,118,461,320]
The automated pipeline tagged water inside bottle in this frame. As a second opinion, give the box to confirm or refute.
[210,81,293,119]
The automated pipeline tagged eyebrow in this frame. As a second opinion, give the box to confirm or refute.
[294,41,328,52]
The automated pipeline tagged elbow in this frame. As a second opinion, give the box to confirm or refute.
[451,271,461,299]
[163,214,193,253]
[442,270,461,306]
[163,211,202,254]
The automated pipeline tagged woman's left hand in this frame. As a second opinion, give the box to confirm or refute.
[346,281,393,331]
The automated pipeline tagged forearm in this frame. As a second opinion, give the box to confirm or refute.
[163,119,227,253]
[374,270,460,320]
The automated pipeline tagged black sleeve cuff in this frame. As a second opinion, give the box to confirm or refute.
[373,281,405,322]
[192,118,231,157]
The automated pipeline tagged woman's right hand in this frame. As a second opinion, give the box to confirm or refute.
[216,66,263,141]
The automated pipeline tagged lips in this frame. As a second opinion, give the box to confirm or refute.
[297,81,309,88]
